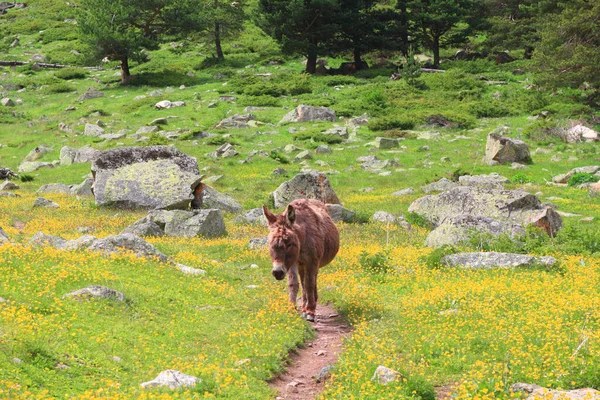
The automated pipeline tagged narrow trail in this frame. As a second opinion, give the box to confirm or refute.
[269,303,352,400]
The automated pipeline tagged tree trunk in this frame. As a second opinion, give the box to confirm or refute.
[305,41,317,74]
[399,2,409,56]
[354,48,364,70]
[120,57,131,85]
[215,21,224,60]
[432,36,440,68]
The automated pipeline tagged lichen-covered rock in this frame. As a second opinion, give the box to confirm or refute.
[442,252,557,269]
[422,178,458,194]
[392,188,414,196]
[148,209,226,237]
[70,178,94,196]
[294,150,312,161]
[484,130,531,165]
[458,173,509,189]
[207,143,238,158]
[141,370,201,389]
[315,144,332,154]
[552,166,600,184]
[374,137,400,149]
[91,146,202,210]
[200,185,243,213]
[33,197,59,208]
[154,100,186,109]
[37,183,72,194]
[83,123,104,137]
[511,382,600,400]
[248,237,268,250]
[63,285,125,302]
[323,126,348,139]
[360,158,399,173]
[121,219,164,237]
[24,145,52,162]
[18,161,57,173]
[78,91,104,101]
[87,234,169,262]
[425,215,525,248]
[280,105,336,124]
[272,172,340,208]
[371,366,401,385]
[215,113,255,129]
[233,208,267,225]
[327,204,355,223]
[30,232,68,248]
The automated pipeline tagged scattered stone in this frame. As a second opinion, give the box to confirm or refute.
[200,185,243,213]
[208,143,238,158]
[136,126,159,135]
[148,209,226,237]
[78,91,104,101]
[315,144,332,154]
[392,188,414,196]
[442,252,558,269]
[511,162,527,170]
[150,117,168,126]
[215,113,255,129]
[0,181,19,191]
[360,158,399,173]
[425,215,525,248]
[244,106,266,112]
[0,227,8,244]
[280,105,336,123]
[327,204,355,223]
[233,208,267,225]
[141,370,201,389]
[219,96,236,102]
[155,100,186,109]
[249,237,268,250]
[422,178,458,194]
[458,173,509,189]
[24,145,52,162]
[372,211,398,223]
[511,383,600,400]
[37,183,72,194]
[18,161,57,173]
[63,285,125,302]
[374,137,400,149]
[347,114,369,127]
[484,128,531,165]
[272,168,287,175]
[294,150,312,161]
[272,171,340,208]
[83,123,104,137]
[33,197,59,208]
[176,264,206,276]
[92,146,203,210]
[566,124,599,143]
[1,98,15,107]
[323,126,349,139]
[371,366,400,385]
[121,219,164,237]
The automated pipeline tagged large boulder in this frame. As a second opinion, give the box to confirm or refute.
[552,166,600,184]
[484,130,531,165]
[272,172,340,208]
[91,146,203,210]
[442,252,557,269]
[409,186,562,247]
[458,173,509,189]
[280,105,336,124]
[327,204,355,223]
[24,145,52,162]
[511,383,600,400]
[147,209,226,237]
[199,185,243,213]
[566,124,599,143]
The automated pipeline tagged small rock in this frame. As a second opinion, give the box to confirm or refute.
[141,370,201,389]
[33,197,59,208]
[392,188,414,196]
[63,285,125,301]
[249,237,268,250]
[372,211,397,223]
[371,366,400,385]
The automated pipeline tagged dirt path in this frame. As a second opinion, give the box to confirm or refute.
[269,302,352,400]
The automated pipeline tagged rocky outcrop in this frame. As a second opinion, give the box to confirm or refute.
[552,166,600,184]
[326,204,355,223]
[484,130,531,165]
[91,146,202,210]
[272,172,340,208]
[441,252,557,269]
[63,286,125,302]
[146,209,226,238]
[280,105,336,124]
[511,383,600,400]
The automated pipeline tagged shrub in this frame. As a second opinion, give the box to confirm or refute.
[44,82,76,94]
[20,174,34,182]
[405,212,434,229]
[293,132,343,144]
[237,95,281,107]
[55,68,87,80]
[568,173,600,187]
[404,376,436,400]
[358,250,392,275]
[471,101,511,118]
[421,245,458,269]
[511,173,534,184]
[450,168,470,182]
[368,115,417,131]
[146,133,168,146]
[269,149,290,164]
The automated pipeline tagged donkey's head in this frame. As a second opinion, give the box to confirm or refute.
[263,204,301,281]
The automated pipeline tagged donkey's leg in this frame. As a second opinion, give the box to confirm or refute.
[287,264,299,305]
[304,269,318,322]
[298,265,307,317]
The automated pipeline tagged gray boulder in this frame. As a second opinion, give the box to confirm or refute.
[372,211,398,223]
[141,370,201,389]
[371,366,400,385]
[294,150,312,161]
[484,130,531,165]
[422,178,458,194]
[552,166,600,184]
[200,185,243,213]
[360,158,399,173]
[24,145,52,162]
[70,178,94,196]
[392,188,414,196]
[323,127,349,139]
[37,183,72,194]
[148,209,226,237]
[280,105,336,124]
[215,114,255,129]
[30,232,68,248]
[566,125,599,143]
[18,161,57,173]
[137,126,159,135]
[0,181,19,191]
[78,91,104,101]
[207,143,238,158]
[249,237,268,249]
[233,208,267,225]
[511,383,600,400]
[1,97,15,107]
[83,123,104,137]
[121,219,164,237]
[315,145,332,154]
[442,252,557,269]
[91,146,202,210]
[59,146,77,165]
[154,100,186,109]
[87,234,169,262]
[327,204,355,223]
[272,172,340,208]
[63,286,125,302]
[61,146,100,165]
[425,215,525,248]
[33,197,59,208]
[458,173,509,189]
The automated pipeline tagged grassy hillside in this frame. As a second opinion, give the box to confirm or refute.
[1,1,600,399]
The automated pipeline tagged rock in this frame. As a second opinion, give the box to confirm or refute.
[374,137,399,149]
[148,209,226,237]
[425,215,526,248]
[87,234,169,261]
[33,197,59,208]
[0,227,8,244]
[24,145,52,162]
[566,125,599,143]
[442,252,557,269]
[511,383,600,400]
[233,208,267,225]
[372,211,397,223]
[136,126,158,135]
[0,168,17,180]
[347,114,369,127]
[409,187,563,244]
[151,118,168,126]
[91,146,202,210]
[495,51,515,64]
[208,143,238,158]
[323,126,348,139]
[18,161,56,173]
[371,366,400,385]
[215,113,255,129]
[100,133,126,141]
[315,145,332,154]
[60,146,77,165]
[315,365,334,382]
[141,370,201,389]
[511,162,527,170]
[76,147,101,163]
[458,173,509,189]
[78,91,104,101]
[63,286,125,302]
[280,105,336,124]
[272,168,287,175]
[392,188,414,196]
[360,158,399,173]
[30,232,67,248]
[200,185,243,213]
[0,192,20,198]
[294,150,312,161]
[484,129,531,165]
[327,204,355,223]
[37,183,72,194]
[155,100,186,109]
[244,106,266,112]
[552,166,600,184]
[422,178,458,194]
[590,182,600,194]
[0,181,19,191]
[121,219,164,237]
[249,237,268,250]
[83,123,104,137]
[272,172,340,208]
[1,97,15,107]
[176,264,206,276]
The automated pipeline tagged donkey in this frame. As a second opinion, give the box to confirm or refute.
[263,199,339,322]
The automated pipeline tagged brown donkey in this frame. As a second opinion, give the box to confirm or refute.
[263,199,340,322]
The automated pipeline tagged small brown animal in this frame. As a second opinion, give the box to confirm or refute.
[263,199,339,322]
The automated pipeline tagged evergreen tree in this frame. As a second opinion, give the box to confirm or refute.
[79,0,201,84]
[256,0,341,74]
[201,0,245,60]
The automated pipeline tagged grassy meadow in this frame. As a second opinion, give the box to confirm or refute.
[1,1,600,399]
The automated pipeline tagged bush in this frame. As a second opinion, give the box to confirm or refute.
[55,68,87,80]
[20,174,34,182]
[421,245,458,269]
[450,168,470,182]
[44,82,76,94]
[404,376,436,400]
[146,133,168,146]
[405,212,434,229]
[269,149,290,164]
[511,173,534,184]
[368,115,417,131]
[294,132,343,144]
[470,101,511,118]
[568,173,600,187]
[358,250,392,275]
[237,95,281,107]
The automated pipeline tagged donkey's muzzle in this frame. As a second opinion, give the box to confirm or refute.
[272,269,285,280]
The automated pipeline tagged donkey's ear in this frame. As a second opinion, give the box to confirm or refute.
[286,204,296,225]
[263,204,277,226]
